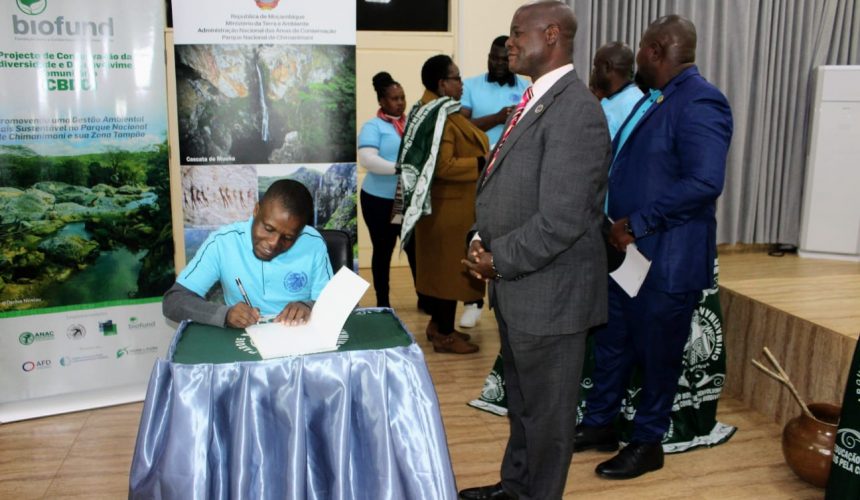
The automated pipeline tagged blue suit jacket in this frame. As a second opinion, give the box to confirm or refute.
[608,66,733,293]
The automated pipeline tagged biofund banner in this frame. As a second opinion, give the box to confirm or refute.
[469,259,737,453]
[171,0,357,270]
[0,0,173,421]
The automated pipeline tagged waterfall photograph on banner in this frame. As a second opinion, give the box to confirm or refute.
[174,44,356,165]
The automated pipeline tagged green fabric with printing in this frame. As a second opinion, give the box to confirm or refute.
[172,309,412,364]
[468,259,736,453]
[825,337,860,499]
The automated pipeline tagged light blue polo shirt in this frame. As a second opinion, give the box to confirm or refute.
[461,73,531,146]
[606,88,663,212]
[357,117,401,199]
[601,83,644,140]
[178,218,332,316]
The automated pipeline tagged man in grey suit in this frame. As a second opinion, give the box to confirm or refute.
[460,2,611,499]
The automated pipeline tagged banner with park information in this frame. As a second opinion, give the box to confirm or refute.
[470,259,736,453]
[171,0,358,269]
[0,0,173,422]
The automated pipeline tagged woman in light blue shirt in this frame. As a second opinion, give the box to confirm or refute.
[357,72,421,308]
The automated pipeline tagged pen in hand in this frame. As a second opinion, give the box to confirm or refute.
[235,277,253,307]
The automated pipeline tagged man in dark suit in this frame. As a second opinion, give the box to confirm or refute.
[574,15,733,479]
[459,2,611,499]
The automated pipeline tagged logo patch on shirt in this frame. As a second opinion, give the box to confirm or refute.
[284,271,309,293]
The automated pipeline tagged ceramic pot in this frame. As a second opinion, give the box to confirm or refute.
[781,402,841,488]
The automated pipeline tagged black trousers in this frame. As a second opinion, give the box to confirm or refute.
[360,190,419,307]
[422,295,457,334]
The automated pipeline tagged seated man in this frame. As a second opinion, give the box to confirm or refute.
[163,179,333,328]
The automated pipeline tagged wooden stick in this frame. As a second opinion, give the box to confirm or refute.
[751,359,783,383]
[762,347,814,419]
[750,347,814,419]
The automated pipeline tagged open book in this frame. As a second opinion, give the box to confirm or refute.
[246,267,370,358]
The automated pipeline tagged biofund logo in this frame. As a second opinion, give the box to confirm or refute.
[16,0,47,16]
[66,323,86,340]
[18,330,54,345]
[128,316,156,331]
[12,1,115,38]
[22,359,51,372]
[255,0,281,11]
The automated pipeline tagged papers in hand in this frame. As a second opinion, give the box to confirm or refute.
[609,243,651,298]
[246,267,370,359]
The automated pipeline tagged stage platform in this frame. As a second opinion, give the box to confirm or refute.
[719,248,860,426]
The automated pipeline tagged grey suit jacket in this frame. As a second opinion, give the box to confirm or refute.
[476,69,611,336]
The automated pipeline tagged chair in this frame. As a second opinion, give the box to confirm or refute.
[318,228,353,273]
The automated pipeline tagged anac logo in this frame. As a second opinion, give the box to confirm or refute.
[16,0,47,16]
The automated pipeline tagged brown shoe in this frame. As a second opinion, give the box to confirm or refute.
[425,321,471,342]
[432,332,479,354]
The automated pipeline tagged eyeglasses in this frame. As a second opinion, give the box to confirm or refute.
[442,75,462,82]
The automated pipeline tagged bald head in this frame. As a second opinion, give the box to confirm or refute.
[590,41,635,97]
[507,1,578,79]
[643,14,697,66]
[596,42,635,75]
[635,14,697,90]
[524,1,577,54]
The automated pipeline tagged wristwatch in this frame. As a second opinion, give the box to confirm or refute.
[491,256,502,281]
[624,221,635,238]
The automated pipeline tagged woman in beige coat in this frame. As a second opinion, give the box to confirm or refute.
[412,55,489,354]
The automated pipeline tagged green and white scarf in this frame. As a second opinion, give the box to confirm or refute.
[394,96,461,247]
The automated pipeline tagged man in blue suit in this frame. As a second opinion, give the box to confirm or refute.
[574,15,733,479]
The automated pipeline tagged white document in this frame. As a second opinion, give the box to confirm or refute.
[246,267,370,359]
[609,243,651,298]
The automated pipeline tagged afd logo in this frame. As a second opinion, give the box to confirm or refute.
[22,359,52,372]
[16,0,47,16]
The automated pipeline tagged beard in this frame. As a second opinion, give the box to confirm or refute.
[634,71,650,93]
[487,69,516,86]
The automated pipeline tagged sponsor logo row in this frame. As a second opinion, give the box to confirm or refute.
[20,346,160,372]
[17,316,158,346]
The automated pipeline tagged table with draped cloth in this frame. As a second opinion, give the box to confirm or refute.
[128,308,457,500]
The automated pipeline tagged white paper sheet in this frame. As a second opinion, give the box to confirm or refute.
[246,267,370,358]
[609,242,651,298]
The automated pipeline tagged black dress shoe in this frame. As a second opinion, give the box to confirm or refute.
[573,423,619,452]
[459,482,517,500]
[595,442,664,479]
